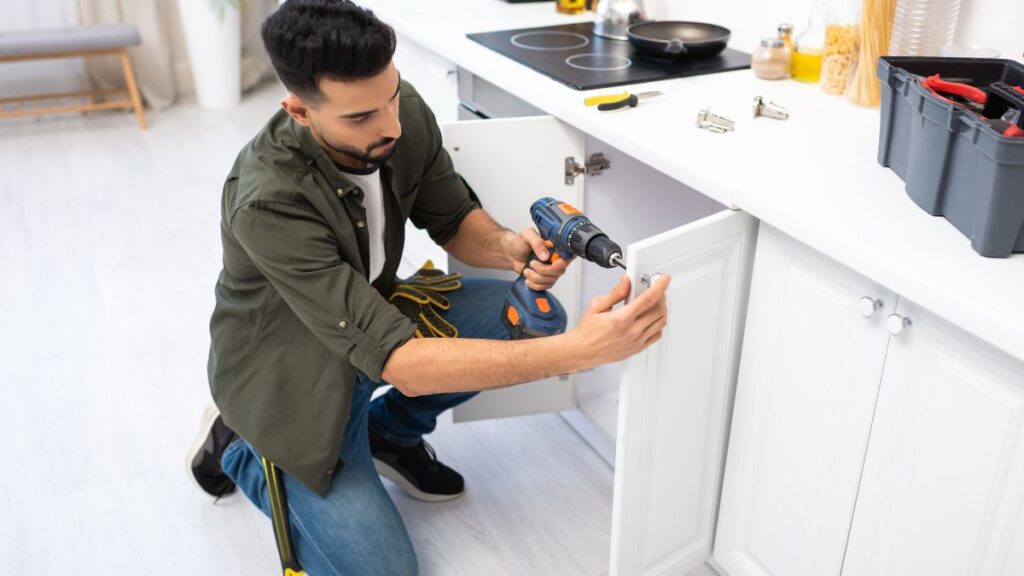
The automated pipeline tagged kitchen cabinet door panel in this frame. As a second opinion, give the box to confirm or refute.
[442,116,585,422]
[712,226,894,576]
[610,210,758,576]
[394,36,459,278]
[843,299,1024,576]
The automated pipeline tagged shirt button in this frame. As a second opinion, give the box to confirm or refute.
[356,220,366,229]
[336,188,344,197]
[325,466,335,478]
[338,320,348,329]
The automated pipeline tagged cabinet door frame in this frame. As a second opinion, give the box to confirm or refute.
[610,209,758,576]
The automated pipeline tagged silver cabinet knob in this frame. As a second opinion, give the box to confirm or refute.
[641,272,664,288]
[858,297,884,318]
[887,314,912,336]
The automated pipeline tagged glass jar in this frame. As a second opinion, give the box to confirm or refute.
[890,0,963,56]
[792,1,826,83]
[556,0,587,15]
[819,0,861,95]
[778,22,795,52]
[752,37,792,80]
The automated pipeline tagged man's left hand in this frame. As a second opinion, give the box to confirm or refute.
[505,228,570,291]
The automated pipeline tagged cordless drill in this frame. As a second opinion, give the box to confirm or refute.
[502,197,626,340]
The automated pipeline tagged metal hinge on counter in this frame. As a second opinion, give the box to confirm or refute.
[564,153,610,185]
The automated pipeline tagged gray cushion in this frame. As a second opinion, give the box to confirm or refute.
[0,25,141,58]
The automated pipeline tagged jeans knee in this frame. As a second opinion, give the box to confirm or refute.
[303,533,418,576]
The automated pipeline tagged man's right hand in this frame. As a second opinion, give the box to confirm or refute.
[568,274,671,366]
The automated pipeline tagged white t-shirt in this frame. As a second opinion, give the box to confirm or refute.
[342,169,386,284]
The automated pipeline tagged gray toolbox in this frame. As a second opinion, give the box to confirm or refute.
[877,56,1024,258]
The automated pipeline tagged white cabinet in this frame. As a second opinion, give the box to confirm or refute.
[709,227,1024,576]
[392,35,459,125]
[843,299,1024,576]
[610,210,758,576]
[713,225,895,576]
[573,135,724,465]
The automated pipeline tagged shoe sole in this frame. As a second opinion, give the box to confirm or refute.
[373,458,465,502]
[186,403,223,497]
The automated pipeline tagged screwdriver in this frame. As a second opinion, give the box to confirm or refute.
[584,91,663,111]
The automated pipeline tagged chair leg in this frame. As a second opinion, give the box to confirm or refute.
[118,48,147,130]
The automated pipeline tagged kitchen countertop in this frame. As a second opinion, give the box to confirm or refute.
[362,0,1024,362]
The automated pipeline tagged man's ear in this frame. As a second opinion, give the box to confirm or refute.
[281,94,313,127]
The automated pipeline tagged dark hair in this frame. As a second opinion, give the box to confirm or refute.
[261,0,396,104]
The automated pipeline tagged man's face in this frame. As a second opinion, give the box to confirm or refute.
[282,62,402,167]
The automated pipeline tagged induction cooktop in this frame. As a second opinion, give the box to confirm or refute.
[468,22,751,91]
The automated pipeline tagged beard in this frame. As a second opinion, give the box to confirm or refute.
[317,127,398,167]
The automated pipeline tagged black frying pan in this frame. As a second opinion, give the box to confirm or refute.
[627,21,731,60]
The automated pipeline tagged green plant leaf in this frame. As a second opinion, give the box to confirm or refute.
[207,0,242,23]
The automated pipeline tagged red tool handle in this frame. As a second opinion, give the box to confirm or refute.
[922,74,988,104]
[1007,83,1024,135]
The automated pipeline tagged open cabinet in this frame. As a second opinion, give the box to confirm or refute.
[442,114,759,576]
[442,116,722,425]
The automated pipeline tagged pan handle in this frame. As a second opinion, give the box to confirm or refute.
[665,39,687,55]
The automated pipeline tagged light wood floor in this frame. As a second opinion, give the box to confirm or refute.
[0,83,613,575]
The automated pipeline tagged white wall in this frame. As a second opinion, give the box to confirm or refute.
[648,0,1021,64]
[956,0,1023,62]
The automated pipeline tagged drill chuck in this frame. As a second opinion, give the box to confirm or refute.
[584,235,625,269]
[565,220,624,269]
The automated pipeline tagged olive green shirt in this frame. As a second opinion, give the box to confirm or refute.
[208,81,480,495]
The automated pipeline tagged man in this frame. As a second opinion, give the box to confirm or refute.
[188,1,670,573]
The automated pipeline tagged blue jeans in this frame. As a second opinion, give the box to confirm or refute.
[221,277,515,575]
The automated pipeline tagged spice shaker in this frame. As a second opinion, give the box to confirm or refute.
[752,37,792,80]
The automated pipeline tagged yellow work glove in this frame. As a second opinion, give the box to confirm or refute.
[388,260,462,339]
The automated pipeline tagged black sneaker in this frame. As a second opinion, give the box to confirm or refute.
[370,429,465,502]
[187,404,238,498]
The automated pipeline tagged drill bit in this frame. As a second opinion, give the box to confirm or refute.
[609,253,625,269]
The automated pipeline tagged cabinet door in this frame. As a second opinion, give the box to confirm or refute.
[393,35,459,125]
[442,116,586,422]
[393,35,461,278]
[843,299,1024,576]
[712,226,895,576]
[610,210,758,576]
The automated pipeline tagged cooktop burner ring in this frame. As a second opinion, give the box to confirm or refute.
[565,53,633,72]
[510,31,590,51]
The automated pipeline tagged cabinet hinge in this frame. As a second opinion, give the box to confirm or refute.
[564,153,610,185]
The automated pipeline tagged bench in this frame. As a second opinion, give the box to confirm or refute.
[0,25,146,129]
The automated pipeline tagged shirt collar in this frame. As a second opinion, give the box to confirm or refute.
[291,118,397,199]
